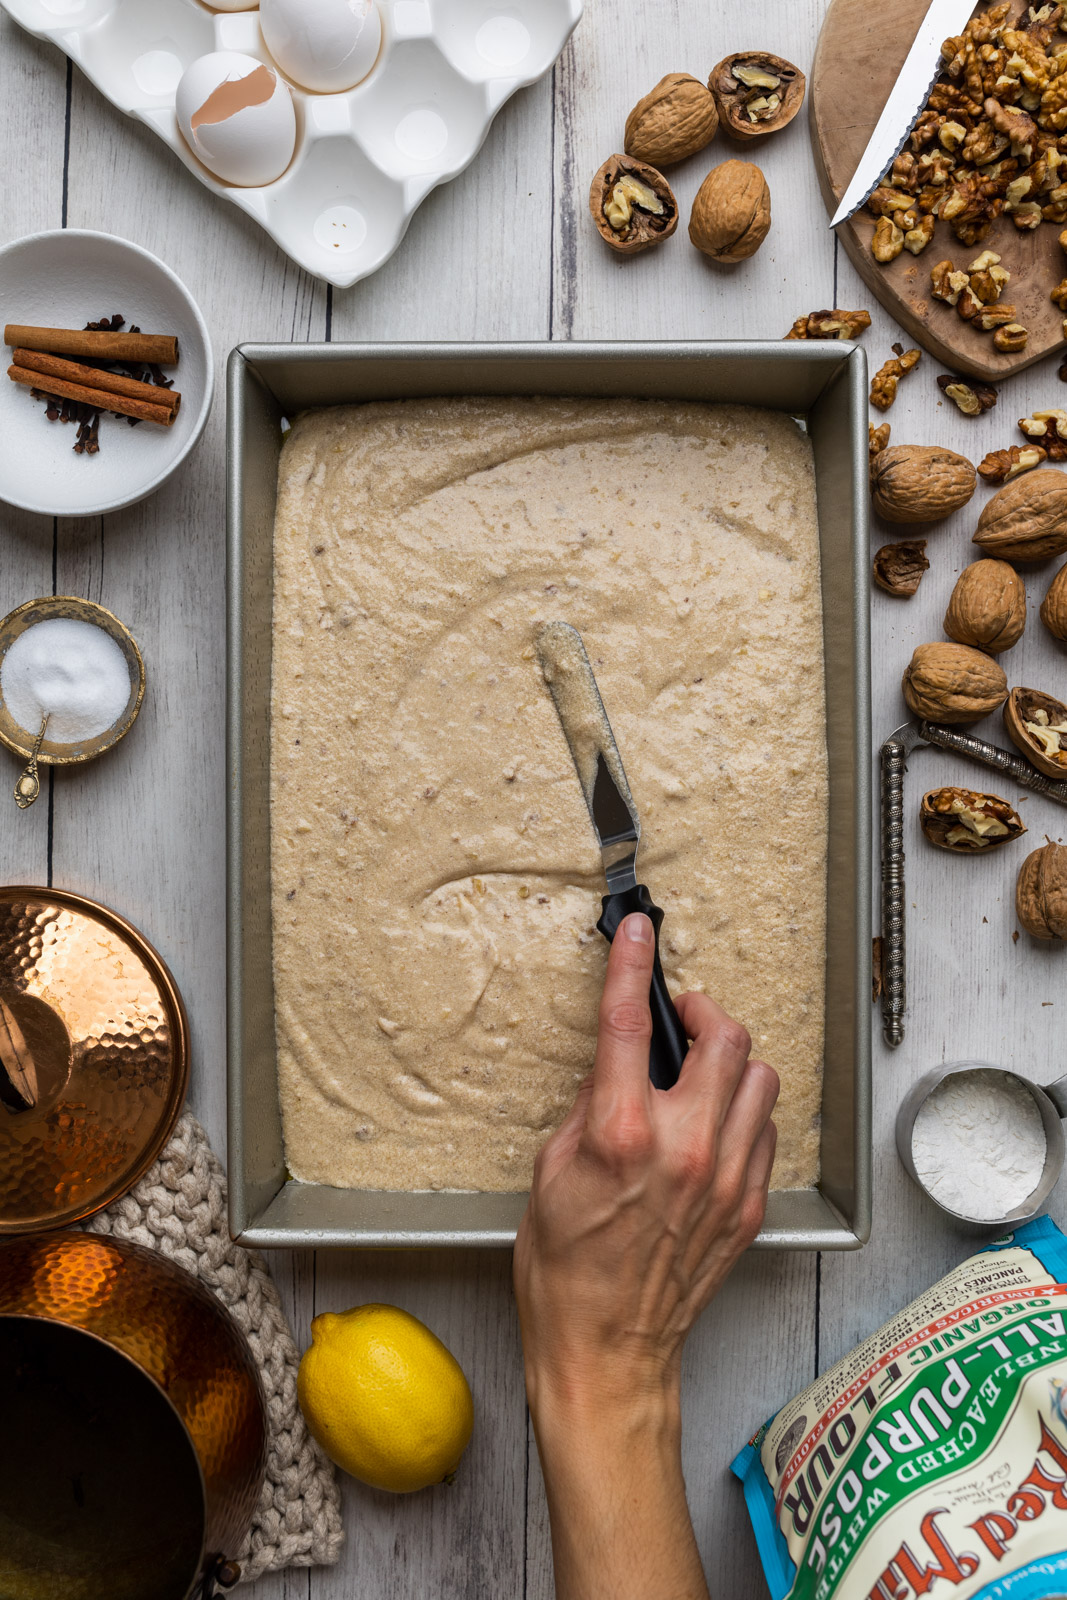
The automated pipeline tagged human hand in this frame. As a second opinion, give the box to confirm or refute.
[514,910,779,1419]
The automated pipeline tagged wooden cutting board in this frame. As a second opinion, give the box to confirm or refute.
[811,0,1065,380]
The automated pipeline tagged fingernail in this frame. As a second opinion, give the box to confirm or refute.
[623,913,653,944]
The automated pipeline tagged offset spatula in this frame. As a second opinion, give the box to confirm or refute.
[537,622,689,1090]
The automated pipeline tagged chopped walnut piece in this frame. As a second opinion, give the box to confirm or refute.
[873,539,930,596]
[978,443,1049,481]
[1060,226,1067,252]
[937,374,998,414]
[973,302,1018,330]
[931,259,970,303]
[784,309,872,340]
[904,215,937,253]
[870,346,922,410]
[872,215,905,261]
[957,283,984,319]
[993,321,1029,349]
[940,119,968,150]
[1019,407,1067,457]
[968,248,1002,270]
[1052,277,1067,308]
[868,421,891,463]
[970,263,1010,301]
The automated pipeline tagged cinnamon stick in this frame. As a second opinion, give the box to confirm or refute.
[13,349,181,415]
[7,365,176,427]
[4,325,179,365]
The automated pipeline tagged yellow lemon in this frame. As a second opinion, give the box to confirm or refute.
[297,1303,474,1493]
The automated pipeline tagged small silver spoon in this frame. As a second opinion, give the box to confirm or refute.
[13,715,48,810]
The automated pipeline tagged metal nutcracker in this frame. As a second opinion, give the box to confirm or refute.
[880,720,1067,1050]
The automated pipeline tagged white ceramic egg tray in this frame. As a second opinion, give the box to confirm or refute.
[1,0,581,287]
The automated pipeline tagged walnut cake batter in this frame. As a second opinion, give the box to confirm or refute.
[271,398,827,1192]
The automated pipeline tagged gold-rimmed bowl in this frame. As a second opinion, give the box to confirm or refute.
[0,594,145,765]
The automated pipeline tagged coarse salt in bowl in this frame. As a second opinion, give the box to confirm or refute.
[0,230,212,517]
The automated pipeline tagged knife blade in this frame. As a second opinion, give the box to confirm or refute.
[536,621,689,1090]
[829,0,975,229]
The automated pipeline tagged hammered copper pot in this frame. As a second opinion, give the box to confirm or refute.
[0,1232,268,1600]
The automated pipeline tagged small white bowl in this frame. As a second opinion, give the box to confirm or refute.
[0,229,212,518]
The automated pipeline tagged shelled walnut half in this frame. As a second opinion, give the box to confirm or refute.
[1019,408,1067,459]
[978,444,1048,483]
[589,155,678,253]
[937,374,998,415]
[785,309,871,339]
[1004,686,1067,779]
[920,786,1026,852]
[1017,840,1067,941]
[873,539,929,596]
[708,53,805,142]
[870,345,921,410]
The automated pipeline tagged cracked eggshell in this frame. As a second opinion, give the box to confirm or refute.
[175,52,296,188]
[201,2,259,11]
[259,0,382,94]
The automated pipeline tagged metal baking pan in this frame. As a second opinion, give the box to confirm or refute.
[227,341,871,1250]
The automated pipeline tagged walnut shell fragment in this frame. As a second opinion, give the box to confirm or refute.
[1040,562,1067,640]
[624,74,718,166]
[708,52,805,142]
[873,540,929,597]
[870,445,977,523]
[973,468,1067,562]
[920,786,1026,853]
[589,154,678,254]
[1004,686,1067,779]
[943,559,1026,654]
[688,159,770,262]
[1016,840,1067,940]
[901,641,1008,724]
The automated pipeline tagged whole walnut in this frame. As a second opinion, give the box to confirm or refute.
[870,445,977,523]
[943,559,1026,653]
[1016,840,1067,940]
[1040,561,1067,640]
[689,160,770,262]
[973,468,1067,562]
[901,641,1009,724]
[624,74,718,166]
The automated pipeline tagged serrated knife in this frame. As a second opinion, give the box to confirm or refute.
[829,0,976,229]
[537,622,689,1091]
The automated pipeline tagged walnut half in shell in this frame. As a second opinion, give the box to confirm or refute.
[1004,686,1067,779]
[920,786,1026,852]
[589,155,678,254]
[708,52,805,142]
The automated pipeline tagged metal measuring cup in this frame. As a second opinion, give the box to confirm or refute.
[897,1060,1067,1228]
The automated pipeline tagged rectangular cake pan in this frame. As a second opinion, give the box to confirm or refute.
[227,341,871,1250]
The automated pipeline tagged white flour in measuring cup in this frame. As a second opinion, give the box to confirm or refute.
[733,1216,1067,1600]
[910,1069,1047,1222]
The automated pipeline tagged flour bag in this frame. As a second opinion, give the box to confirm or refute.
[733,1217,1067,1599]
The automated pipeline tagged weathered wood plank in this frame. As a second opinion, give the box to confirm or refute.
[0,20,69,885]
[51,72,324,1153]
[313,1250,527,1600]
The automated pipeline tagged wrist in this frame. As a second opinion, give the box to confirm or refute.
[527,1361,683,1462]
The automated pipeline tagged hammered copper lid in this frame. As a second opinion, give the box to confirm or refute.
[0,886,188,1233]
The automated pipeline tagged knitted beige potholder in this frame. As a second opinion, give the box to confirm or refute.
[83,1112,344,1585]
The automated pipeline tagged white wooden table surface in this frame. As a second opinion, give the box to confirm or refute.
[3,3,1067,1595]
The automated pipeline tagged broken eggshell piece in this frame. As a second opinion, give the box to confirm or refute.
[259,0,382,94]
[175,53,296,188]
[919,786,1026,853]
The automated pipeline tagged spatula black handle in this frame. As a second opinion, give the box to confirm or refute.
[596,884,689,1091]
